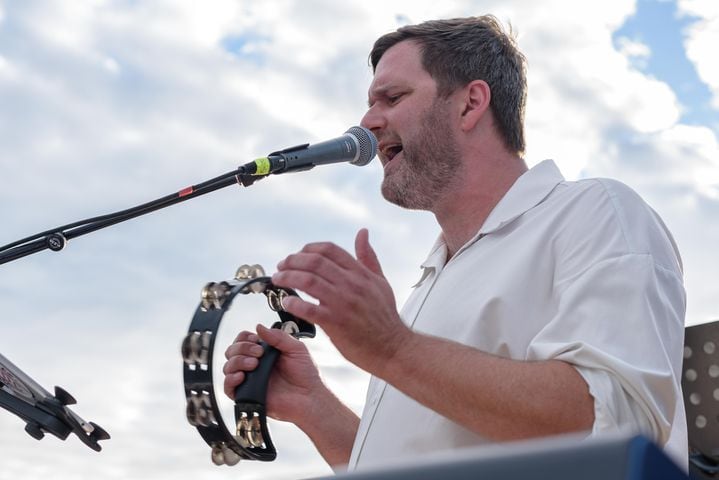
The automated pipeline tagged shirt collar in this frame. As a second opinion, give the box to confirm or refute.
[418,159,564,276]
[414,238,447,287]
[478,159,564,236]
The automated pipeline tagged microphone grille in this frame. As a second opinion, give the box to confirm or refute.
[345,126,378,166]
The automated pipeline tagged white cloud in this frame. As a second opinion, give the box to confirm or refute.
[615,35,651,70]
[0,53,10,77]
[102,56,120,74]
[616,36,652,59]
[516,1,681,178]
[678,0,719,108]
[659,125,719,199]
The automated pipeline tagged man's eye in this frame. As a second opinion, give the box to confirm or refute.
[388,94,403,104]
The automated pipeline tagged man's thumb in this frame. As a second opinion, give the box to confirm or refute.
[355,228,384,276]
[256,324,301,353]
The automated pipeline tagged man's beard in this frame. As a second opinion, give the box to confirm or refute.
[381,99,461,211]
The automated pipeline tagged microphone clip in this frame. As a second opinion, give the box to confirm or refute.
[235,172,267,188]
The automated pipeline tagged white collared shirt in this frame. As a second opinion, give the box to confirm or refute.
[348,160,687,470]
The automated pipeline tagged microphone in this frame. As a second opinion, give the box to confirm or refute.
[240,126,377,176]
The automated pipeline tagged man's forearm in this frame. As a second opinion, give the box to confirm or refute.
[377,330,595,441]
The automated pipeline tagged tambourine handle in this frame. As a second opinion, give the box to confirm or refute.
[234,341,280,405]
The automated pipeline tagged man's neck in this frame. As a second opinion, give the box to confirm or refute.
[435,154,528,260]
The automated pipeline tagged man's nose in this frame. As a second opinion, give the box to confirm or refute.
[360,105,386,132]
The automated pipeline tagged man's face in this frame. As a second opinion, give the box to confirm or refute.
[361,41,461,211]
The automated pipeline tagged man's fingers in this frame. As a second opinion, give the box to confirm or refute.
[223,371,245,399]
[225,338,264,360]
[232,330,260,344]
[256,324,311,353]
[272,268,339,305]
[224,342,263,360]
[276,250,349,286]
[280,241,360,273]
[276,296,334,327]
[222,354,259,375]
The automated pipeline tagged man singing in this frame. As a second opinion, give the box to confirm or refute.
[224,15,687,471]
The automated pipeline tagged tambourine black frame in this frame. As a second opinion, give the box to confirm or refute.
[182,272,315,465]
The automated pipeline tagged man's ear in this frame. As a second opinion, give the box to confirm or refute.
[459,80,491,131]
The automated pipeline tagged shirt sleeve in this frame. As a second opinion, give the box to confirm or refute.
[574,365,656,436]
[526,253,686,451]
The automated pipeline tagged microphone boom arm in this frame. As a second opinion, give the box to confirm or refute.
[0,167,264,266]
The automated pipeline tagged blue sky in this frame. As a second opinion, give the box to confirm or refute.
[0,1,718,479]
[614,0,717,130]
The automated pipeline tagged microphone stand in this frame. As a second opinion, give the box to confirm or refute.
[0,165,264,449]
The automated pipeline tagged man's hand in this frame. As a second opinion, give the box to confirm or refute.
[271,228,412,376]
[223,325,324,424]
[223,326,361,468]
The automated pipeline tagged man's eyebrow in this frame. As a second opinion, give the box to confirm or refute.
[366,85,394,107]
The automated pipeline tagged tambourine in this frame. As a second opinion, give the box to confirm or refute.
[181,264,315,465]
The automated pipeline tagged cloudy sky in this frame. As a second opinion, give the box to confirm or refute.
[0,0,717,478]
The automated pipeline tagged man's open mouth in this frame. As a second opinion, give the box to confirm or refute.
[382,144,404,163]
